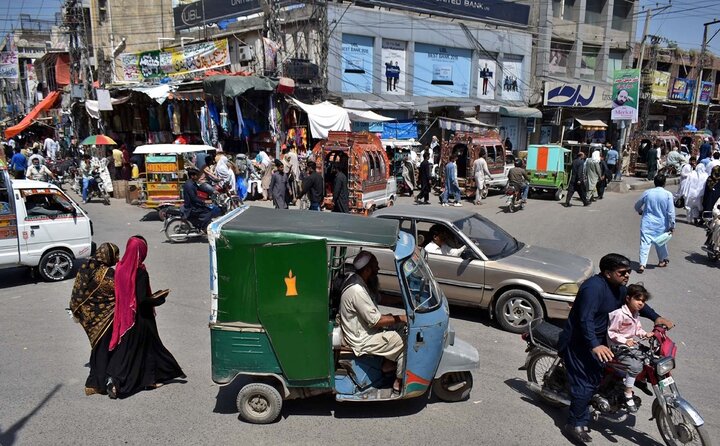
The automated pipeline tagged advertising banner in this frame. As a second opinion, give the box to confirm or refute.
[477,58,496,100]
[610,69,640,122]
[501,57,524,102]
[341,34,374,94]
[0,50,18,79]
[173,0,297,30]
[668,78,694,102]
[381,39,406,96]
[651,71,670,100]
[543,82,612,108]
[413,43,471,97]
[700,81,713,105]
[119,39,230,81]
[363,0,529,26]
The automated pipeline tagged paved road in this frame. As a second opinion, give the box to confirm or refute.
[0,185,716,446]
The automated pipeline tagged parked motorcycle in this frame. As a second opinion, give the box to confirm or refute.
[701,211,719,262]
[521,320,709,446]
[505,184,524,213]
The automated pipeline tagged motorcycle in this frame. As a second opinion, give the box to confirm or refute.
[521,320,709,446]
[505,184,525,213]
[163,191,231,243]
[86,170,111,205]
[701,211,719,262]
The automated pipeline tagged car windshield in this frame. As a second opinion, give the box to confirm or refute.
[401,250,441,313]
[454,214,521,260]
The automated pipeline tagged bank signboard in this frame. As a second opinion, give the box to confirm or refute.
[610,69,640,123]
[173,0,297,30]
[364,0,530,26]
[341,34,374,94]
[543,82,612,108]
[413,43,471,97]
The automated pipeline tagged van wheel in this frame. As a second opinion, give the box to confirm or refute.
[236,383,283,424]
[494,289,544,334]
[554,189,565,201]
[433,372,473,402]
[38,249,74,281]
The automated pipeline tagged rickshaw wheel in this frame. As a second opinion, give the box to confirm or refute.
[236,383,283,424]
[554,188,566,201]
[432,372,473,402]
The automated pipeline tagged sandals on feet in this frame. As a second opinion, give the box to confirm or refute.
[637,266,645,274]
[658,259,669,267]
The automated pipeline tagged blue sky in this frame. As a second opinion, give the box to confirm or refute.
[3,0,720,55]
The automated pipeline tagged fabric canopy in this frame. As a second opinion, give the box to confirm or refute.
[129,84,174,104]
[133,144,217,154]
[203,75,278,98]
[499,106,542,119]
[575,118,608,129]
[290,98,350,139]
[345,108,394,122]
[5,91,61,139]
[85,96,131,120]
[438,117,495,133]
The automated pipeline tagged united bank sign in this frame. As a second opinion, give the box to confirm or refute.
[173,0,296,30]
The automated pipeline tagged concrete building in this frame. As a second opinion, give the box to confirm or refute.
[532,0,639,144]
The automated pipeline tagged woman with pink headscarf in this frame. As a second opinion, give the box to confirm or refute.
[106,235,184,398]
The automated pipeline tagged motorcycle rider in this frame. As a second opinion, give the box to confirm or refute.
[183,168,212,232]
[507,158,530,203]
[558,253,674,443]
[80,154,95,204]
[25,157,56,182]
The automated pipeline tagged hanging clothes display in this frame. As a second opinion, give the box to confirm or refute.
[172,103,182,134]
[200,106,210,146]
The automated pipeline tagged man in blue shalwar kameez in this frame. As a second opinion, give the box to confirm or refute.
[634,174,675,273]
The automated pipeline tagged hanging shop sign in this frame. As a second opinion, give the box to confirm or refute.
[651,71,670,100]
[414,43,471,98]
[0,51,18,79]
[699,81,713,105]
[119,39,230,82]
[669,78,694,102]
[173,0,297,30]
[381,39,406,96]
[363,0,529,26]
[610,69,640,123]
[543,81,612,108]
[341,34,374,94]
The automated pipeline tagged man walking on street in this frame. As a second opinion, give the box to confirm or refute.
[606,143,619,181]
[472,149,492,205]
[646,142,659,181]
[299,161,324,211]
[332,163,350,213]
[10,147,27,179]
[699,137,712,163]
[564,152,589,207]
[416,151,432,204]
[441,154,462,206]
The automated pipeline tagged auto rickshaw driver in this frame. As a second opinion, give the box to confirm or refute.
[339,251,408,394]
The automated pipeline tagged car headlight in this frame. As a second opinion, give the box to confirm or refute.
[555,283,579,296]
[655,357,675,376]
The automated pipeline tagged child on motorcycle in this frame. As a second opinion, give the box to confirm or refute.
[607,283,655,413]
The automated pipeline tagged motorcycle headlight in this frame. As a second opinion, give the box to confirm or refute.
[655,356,675,376]
[555,283,579,296]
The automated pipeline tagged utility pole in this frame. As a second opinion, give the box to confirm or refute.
[638,35,661,131]
[690,19,720,128]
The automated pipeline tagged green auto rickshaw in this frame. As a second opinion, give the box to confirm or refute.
[207,206,479,424]
[525,144,572,201]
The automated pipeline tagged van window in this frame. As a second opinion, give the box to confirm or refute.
[486,146,496,163]
[22,191,75,218]
[0,173,12,215]
[367,153,376,180]
[377,152,386,178]
[494,145,505,162]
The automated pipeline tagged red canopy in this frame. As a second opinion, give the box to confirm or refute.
[4,91,61,139]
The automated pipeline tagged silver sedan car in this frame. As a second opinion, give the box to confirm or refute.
[370,205,594,333]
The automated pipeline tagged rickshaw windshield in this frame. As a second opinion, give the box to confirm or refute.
[401,251,441,313]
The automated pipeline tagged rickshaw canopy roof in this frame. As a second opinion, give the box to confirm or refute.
[526,145,570,172]
[222,206,400,247]
[133,144,216,154]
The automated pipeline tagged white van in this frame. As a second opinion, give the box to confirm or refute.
[1,167,93,281]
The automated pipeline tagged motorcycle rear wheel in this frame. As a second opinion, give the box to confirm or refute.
[526,352,566,408]
[652,400,710,446]
[165,219,191,243]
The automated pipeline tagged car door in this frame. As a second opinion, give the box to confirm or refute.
[415,220,486,307]
[0,170,20,266]
[373,217,414,296]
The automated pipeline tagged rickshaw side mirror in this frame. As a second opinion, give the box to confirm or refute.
[422,248,428,261]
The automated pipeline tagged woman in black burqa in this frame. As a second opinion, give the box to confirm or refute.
[106,235,185,398]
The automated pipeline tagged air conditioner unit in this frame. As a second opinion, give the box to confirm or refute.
[238,45,255,62]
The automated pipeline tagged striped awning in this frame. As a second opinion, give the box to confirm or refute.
[575,118,608,129]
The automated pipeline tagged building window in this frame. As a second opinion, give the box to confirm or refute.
[612,0,632,31]
[585,0,606,27]
[97,0,108,22]
[550,41,573,76]
[581,45,600,80]
[606,50,625,82]
[552,0,577,20]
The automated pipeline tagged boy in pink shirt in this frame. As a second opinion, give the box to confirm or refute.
[607,283,654,413]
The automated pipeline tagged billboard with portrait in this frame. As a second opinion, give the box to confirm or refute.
[341,34,374,94]
[413,43,471,97]
[382,39,406,96]
[610,69,640,122]
[500,57,524,102]
[477,57,496,100]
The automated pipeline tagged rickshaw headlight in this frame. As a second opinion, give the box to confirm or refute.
[555,283,579,296]
[655,357,675,376]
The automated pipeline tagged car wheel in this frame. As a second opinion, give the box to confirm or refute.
[236,383,283,424]
[38,249,74,281]
[494,289,544,334]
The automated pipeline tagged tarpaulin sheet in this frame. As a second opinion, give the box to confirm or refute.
[5,91,60,139]
[381,121,417,140]
[289,98,350,139]
[203,75,278,98]
[55,54,71,86]
[85,96,131,120]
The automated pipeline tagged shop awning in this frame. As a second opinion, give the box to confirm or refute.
[289,98,350,139]
[499,106,542,119]
[203,75,278,98]
[85,96,131,120]
[575,118,608,129]
[438,117,496,133]
[4,91,61,139]
[129,84,175,104]
[343,99,415,110]
[346,109,394,123]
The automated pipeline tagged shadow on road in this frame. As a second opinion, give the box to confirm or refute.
[505,378,662,445]
[0,384,62,446]
[0,261,80,289]
[684,251,717,267]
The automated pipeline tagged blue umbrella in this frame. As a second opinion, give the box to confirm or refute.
[684,124,697,132]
